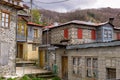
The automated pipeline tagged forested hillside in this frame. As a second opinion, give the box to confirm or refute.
[39,7,120,27]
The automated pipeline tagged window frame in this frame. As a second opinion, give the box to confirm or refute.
[86,57,98,79]
[103,28,113,41]
[0,9,10,28]
[34,28,39,38]
[32,44,36,51]
[72,56,82,77]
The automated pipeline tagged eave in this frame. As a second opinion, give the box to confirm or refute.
[67,40,120,49]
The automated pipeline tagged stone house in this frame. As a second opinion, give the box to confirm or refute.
[42,19,120,80]
[17,20,43,61]
[0,0,23,76]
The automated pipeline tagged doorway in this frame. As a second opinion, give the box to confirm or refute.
[17,44,23,58]
[39,50,45,68]
[62,56,68,80]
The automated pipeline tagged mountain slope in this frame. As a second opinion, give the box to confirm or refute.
[39,7,120,27]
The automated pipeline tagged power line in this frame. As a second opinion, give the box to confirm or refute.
[32,0,70,4]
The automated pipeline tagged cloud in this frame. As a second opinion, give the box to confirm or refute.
[24,0,97,12]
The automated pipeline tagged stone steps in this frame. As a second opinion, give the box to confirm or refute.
[28,71,55,79]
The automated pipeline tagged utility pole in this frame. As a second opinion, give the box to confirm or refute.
[30,0,33,22]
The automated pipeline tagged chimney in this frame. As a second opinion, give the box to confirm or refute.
[109,18,114,24]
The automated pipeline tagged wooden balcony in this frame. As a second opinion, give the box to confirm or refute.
[0,0,23,10]
[33,37,41,43]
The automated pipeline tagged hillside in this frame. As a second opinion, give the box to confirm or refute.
[39,7,120,27]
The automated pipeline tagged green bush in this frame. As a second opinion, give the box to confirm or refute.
[52,76,61,80]
[20,75,32,80]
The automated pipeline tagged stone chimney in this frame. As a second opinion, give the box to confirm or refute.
[109,18,114,24]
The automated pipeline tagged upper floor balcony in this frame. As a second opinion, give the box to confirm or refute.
[0,0,23,10]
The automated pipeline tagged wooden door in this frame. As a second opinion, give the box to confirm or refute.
[62,56,68,80]
[17,44,23,58]
[39,50,44,68]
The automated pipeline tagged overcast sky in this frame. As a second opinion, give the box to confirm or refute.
[24,0,120,13]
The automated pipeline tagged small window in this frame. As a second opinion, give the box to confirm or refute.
[104,29,112,39]
[72,57,82,77]
[106,68,116,79]
[32,44,36,51]
[34,29,38,38]
[1,10,10,28]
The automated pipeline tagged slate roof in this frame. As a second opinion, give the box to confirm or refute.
[66,40,120,49]
[49,20,114,29]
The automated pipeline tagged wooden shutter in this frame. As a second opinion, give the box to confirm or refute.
[91,30,96,40]
[78,28,82,39]
[64,29,68,39]
[117,33,120,40]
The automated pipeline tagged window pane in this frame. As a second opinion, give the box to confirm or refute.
[2,22,4,26]
[5,22,9,27]
[87,69,92,77]
[87,58,91,67]
[6,14,9,18]
[2,13,5,17]
[6,18,9,22]
[2,18,4,22]
[93,69,98,78]
[93,58,98,68]
[78,58,81,66]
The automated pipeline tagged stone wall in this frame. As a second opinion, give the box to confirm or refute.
[27,26,42,44]
[53,46,120,80]
[27,44,39,60]
[51,24,96,45]
[0,4,17,76]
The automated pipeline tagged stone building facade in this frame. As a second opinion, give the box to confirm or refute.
[17,21,43,61]
[0,0,23,76]
[45,20,120,80]
[55,42,120,80]
[50,20,119,45]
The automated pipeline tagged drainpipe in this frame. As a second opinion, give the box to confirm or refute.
[46,28,50,70]
[15,10,18,75]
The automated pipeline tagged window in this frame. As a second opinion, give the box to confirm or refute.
[32,44,36,51]
[104,29,112,39]
[0,10,10,28]
[106,68,116,79]
[91,30,96,40]
[34,29,38,38]
[64,29,68,39]
[78,28,82,39]
[86,57,98,78]
[72,57,82,77]
[18,23,27,36]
